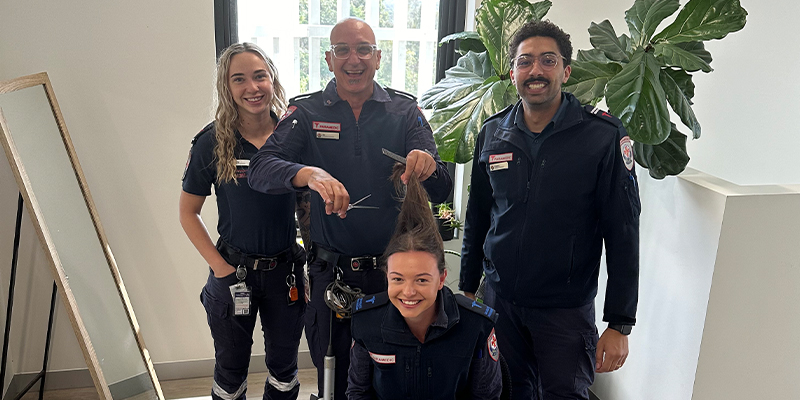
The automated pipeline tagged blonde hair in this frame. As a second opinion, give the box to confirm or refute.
[213,43,287,183]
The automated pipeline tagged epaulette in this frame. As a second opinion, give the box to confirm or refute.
[454,294,498,323]
[384,87,417,101]
[290,90,322,103]
[483,104,514,124]
[352,292,389,314]
[191,122,215,145]
[584,105,623,128]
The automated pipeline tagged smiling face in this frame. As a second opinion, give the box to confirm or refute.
[325,18,381,104]
[227,51,274,119]
[510,36,571,113]
[387,251,446,326]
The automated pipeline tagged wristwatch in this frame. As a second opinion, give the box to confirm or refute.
[608,323,632,335]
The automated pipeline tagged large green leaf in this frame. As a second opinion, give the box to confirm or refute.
[625,0,680,47]
[431,79,517,163]
[662,67,695,101]
[633,124,690,179]
[588,20,630,63]
[652,0,747,44]
[564,60,623,105]
[660,68,701,139]
[477,0,545,75]
[439,31,486,55]
[654,41,713,72]
[526,0,553,20]
[420,51,494,110]
[439,31,481,45]
[606,50,671,145]
[576,49,613,63]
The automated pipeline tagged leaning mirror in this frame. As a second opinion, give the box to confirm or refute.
[0,73,162,399]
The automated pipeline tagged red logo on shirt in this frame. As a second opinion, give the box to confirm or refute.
[489,153,513,163]
[487,328,499,362]
[312,121,341,131]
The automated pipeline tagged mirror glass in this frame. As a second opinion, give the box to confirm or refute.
[0,79,159,399]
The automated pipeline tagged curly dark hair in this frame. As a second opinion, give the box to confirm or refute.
[509,20,572,67]
[381,164,446,274]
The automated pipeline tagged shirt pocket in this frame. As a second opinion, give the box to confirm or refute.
[480,147,525,204]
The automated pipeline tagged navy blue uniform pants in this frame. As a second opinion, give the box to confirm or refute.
[201,259,306,400]
[304,258,387,400]
[486,285,599,400]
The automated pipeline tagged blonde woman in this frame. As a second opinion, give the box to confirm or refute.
[180,43,306,400]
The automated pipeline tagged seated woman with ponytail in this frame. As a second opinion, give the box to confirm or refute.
[346,165,502,400]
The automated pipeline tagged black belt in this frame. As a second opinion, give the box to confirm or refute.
[217,240,296,271]
[310,244,380,271]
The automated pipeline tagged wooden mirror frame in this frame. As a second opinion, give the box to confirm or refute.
[0,72,163,399]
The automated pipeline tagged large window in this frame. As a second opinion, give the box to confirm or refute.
[237,0,440,99]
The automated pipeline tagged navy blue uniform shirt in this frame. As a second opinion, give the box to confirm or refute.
[460,92,640,324]
[249,79,452,256]
[347,287,501,400]
[182,122,296,255]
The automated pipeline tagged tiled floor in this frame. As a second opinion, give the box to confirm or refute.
[19,368,319,399]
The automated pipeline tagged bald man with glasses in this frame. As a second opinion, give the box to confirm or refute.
[249,17,452,400]
[460,20,641,400]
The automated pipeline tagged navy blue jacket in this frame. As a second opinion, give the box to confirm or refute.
[249,79,452,256]
[347,287,501,400]
[459,93,640,324]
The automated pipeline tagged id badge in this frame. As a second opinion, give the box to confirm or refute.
[229,282,251,316]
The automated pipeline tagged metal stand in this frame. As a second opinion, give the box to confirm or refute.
[1,193,58,400]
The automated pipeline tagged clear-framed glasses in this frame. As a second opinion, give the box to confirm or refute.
[512,54,566,72]
[329,43,379,60]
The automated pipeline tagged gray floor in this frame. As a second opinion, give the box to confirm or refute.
[19,369,319,400]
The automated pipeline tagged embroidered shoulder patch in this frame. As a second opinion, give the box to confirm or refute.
[620,136,634,171]
[487,328,499,362]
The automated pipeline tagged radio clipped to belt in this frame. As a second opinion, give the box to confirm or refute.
[230,266,251,316]
[324,266,363,319]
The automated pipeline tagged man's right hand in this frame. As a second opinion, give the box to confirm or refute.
[294,166,350,218]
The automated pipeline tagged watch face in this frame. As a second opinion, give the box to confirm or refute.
[610,324,632,335]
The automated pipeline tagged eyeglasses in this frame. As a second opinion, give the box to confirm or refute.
[511,54,566,72]
[329,43,379,60]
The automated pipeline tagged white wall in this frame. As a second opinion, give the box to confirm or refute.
[0,0,219,386]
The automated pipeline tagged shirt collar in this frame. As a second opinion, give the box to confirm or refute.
[513,92,569,135]
[321,79,391,107]
[429,290,449,328]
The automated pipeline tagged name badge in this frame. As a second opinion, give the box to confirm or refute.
[369,352,396,364]
[316,131,340,140]
[490,162,508,171]
[489,153,513,163]
[313,121,341,131]
[229,282,251,316]
[236,159,250,167]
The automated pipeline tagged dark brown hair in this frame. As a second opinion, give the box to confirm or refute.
[382,164,446,273]
[509,19,572,66]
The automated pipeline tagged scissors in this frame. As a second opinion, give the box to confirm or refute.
[381,148,438,178]
[345,194,379,212]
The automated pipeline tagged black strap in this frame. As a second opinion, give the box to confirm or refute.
[216,239,296,270]
[310,244,380,271]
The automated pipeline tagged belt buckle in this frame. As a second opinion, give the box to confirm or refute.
[350,256,375,271]
[254,257,278,271]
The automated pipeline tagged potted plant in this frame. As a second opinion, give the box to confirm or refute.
[421,0,748,180]
[420,0,552,163]
[564,0,747,178]
[434,202,464,241]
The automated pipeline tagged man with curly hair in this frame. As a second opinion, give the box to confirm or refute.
[460,19,640,400]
